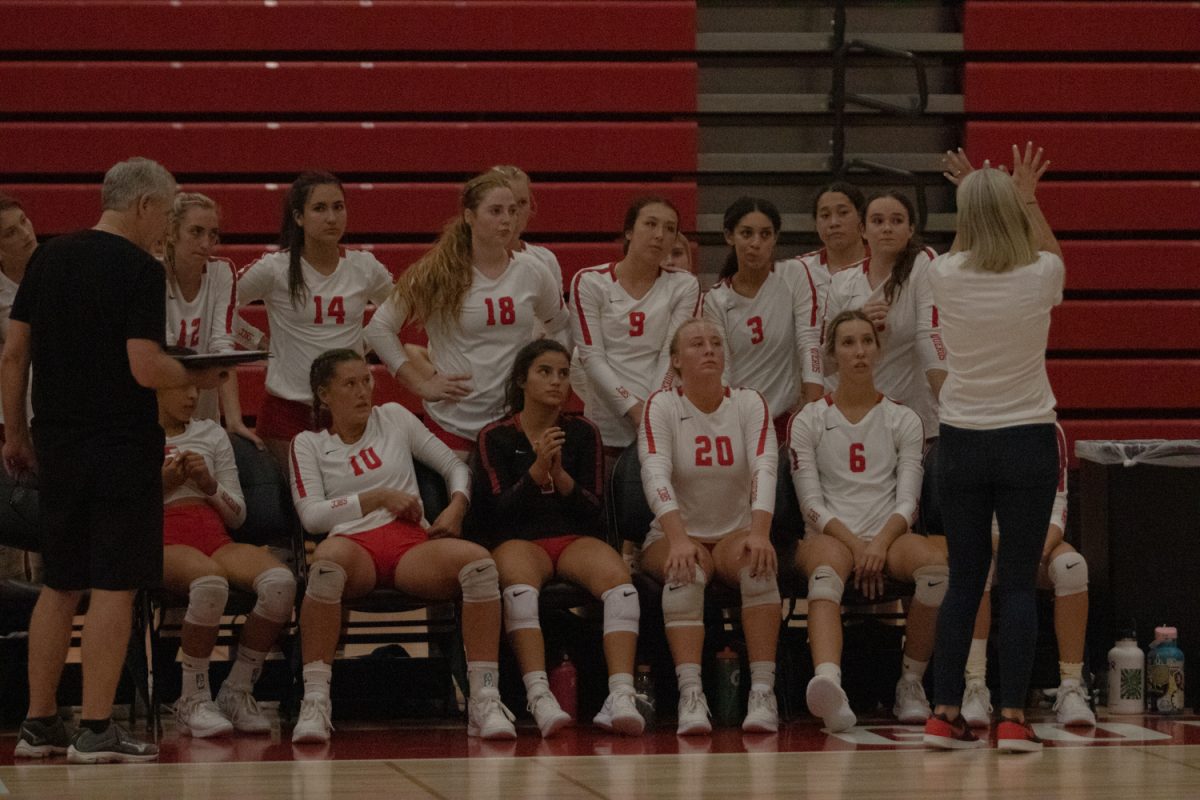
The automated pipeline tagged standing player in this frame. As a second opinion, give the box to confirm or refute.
[289,349,514,743]
[571,197,700,461]
[789,309,948,732]
[158,379,295,737]
[791,182,868,316]
[364,171,568,457]
[703,196,823,438]
[639,318,780,735]
[0,193,36,440]
[237,172,394,468]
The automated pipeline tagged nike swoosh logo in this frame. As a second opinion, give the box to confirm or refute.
[825,425,838,431]
[623,590,636,597]
[667,584,684,591]
[928,581,944,587]
[1065,563,1078,570]
[680,416,693,421]
[316,568,335,575]
[512,589,530,597]
[515,449,528,455]
[814,575,829,581]
[475,565,490,573]
[324,449,339,455]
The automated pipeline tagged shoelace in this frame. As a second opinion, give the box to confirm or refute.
[480,695,516,723]
[527,693,559,716]
[897,679,926,705]
[681,691,709,717]
[964,683,992,712]
[230,689,264,718]
[1053,684,1087,711]
[300,699,334,731]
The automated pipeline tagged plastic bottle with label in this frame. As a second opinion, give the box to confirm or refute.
[711,647,742,727]
[1107,630,1146,715]
[549,652,578,720]
[1146,626,1185,714]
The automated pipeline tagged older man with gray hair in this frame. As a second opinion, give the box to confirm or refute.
[2,157,226,763]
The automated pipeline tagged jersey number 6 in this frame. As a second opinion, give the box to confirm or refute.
[849,442,866,473]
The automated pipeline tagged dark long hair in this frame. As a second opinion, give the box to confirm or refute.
[621,195,679,255]
[308,348,364,429]
[719,196,782,281]
[811,182,865,220]
[279,171,344,309]
[864,190,923,304]
[505,338,572,416]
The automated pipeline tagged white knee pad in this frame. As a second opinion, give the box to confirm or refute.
[601,583,640,635]
[806,565,844,605]
[662,565,706,629]
[913,564,949,607]
[738,566,781,609]
[1048,552,1088,597]
[502,584,540,632]
[459,558,501,604]
[184,574,229,628]
[305,560,346,605]
[252,567,297,624]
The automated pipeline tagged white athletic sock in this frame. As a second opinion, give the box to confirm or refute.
[675,663,702,693]
[965,638,988,683]
[225,646,268,691]
[180,652,211,699]
[468,661,500,698]
[302,660,332,701]
[523,670,550,698]
[814,662,842,684]
[1060,661,1084,684]
[608,672,635,695]
[901,655,928,682]
[750,661,776,692]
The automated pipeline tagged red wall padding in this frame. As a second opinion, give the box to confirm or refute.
[964,64,1200,113]
[964,2,1200,52]
[966,122,1200,173]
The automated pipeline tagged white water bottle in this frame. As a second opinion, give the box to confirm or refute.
[1108,632,1146,714]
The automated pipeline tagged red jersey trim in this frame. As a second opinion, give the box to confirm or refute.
[290,440,307,498]
[570,264,615,346]
[753,390,770,456]
[643,391,661,453]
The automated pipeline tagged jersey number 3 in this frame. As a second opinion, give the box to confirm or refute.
[747,316,764,344]
[695,435,734,467]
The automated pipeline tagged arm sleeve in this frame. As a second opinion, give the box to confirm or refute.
[232,314,267,350]
[701,289,735,389]
[235,255,275,305]
[403,406,470,500]
[208,430,247,528]
[789,409,836,534]
[126,260,167,343]
[571,270,638,417]
[820,279,847,376]
[533,262,569,337]
[912,253,947,373]
[289,435,365,534]
[474,424,544,518]
[651,276,701,393]
[206,261,238,354]
[638,391,679,519]
[363,294,412,376]
[561,417,605,521]
[789,266,824,385]
[891,407,925,525]
[742,390,778,516]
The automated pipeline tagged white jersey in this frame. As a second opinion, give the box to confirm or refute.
[520,242,571,348]
[0,270,31,426]
[290,403,470,537]
[365,252,568,441]
[163,418,246,529]
[789,394,923,541]
[639,386,776,545]
[165,258,238,421]
[824,248,945,435]
[571,264,701,447]
[237,249,393,402]
[992,422,1069,537]
[793,248,868,338]
[702,261,822,421]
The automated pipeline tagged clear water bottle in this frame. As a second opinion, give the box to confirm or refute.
[1147,626,1185,714]
[634,664,656,729]
[1107,629,1145,715]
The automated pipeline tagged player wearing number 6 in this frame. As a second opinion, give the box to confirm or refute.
[788,309,948,733]
[237,172,393,469]
[638,318,781,735]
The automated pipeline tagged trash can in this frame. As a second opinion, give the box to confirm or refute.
[1077,440,1200,710]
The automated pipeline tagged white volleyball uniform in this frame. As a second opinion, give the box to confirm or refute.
[823,248,945,435]
[793,248,868,341]
[639,386,776,546]
[571,264,701,448]
[365,252,568,442]
[289,403,470,536]
[164,418,246,528]
[165,258,239,421]
[520,242,571,348]
[0,270,31,426]
[237,249,394,402]
[789,394,923,541]
[702,260,822,421]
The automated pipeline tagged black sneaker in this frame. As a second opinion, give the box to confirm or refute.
[66,723,158,764]
[14,716,71,758]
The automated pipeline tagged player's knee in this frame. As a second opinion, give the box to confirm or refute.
[252,567,296,623]
[662,565,706,629]
[738,566,780,609]
[601,583,640,635]
[459,558,501,604]
[184,574,229,628]
[305,560,347,605]
[806,564,844,605]
[501,584,540,632]
[1048,552,1088,597]
[912,564,949,607]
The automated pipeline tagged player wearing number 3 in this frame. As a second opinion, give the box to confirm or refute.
[788,309,948,733]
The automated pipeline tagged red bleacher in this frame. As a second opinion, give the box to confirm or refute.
[966,122,1200,173]
[1058,242,1200,292]
[964,2,1200,52]
[964,64,1200,114]
[1035,182,1200,233]
[1051,302,1200,352]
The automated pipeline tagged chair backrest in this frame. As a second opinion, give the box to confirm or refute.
[607,444,653,546]
[230,434,296,548]
[771,442,803,549]
[414,460,450,521]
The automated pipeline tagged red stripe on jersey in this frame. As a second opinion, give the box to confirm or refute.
[861,257,871,275]
[290,440,307,498]
[643,392,659,453]
[922,246,937,260]
[477,416,520,495]
[824,394,834,406]
[216,258,237,335]
[801,261,819,326]
[754,390,770,456]
[1055,423,1068,492]
[931,305,939,328]
[724,386,731,398]
[570,264,616,347]
[785,408,800,471]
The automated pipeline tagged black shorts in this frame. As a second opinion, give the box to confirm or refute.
[33,424,164,591]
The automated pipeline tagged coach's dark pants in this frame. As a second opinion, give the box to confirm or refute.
[932,422,1059,711]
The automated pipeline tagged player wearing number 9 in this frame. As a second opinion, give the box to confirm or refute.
[237,172,394,469]
[638,319,782,735]
[787,309,948,733]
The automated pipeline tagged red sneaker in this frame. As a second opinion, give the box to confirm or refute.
[924,713,985,750]
[996,717,1043,753]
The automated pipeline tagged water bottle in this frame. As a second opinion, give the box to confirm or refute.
[549,652,578,720]
[1147,626,1185,714]
[711,647,742,727]
[1107,630,1145,714]
[634,664,656,729]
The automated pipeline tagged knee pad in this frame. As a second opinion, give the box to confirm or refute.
[1048,552,1088,597]
[305,560,346,605]
[738,566,781,609]
[252,567,297,624]
[806,565,844,605]
[601,583,640,635]
[459,558,501,604]
[662,565,706,629]
[502,584,540,632]
[913,564,949,607]
[184,574,229,628]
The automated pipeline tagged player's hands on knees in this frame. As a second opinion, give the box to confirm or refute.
[742,532,777,579]
[227,420,266,451]
[854,539,888,600]
[417,372,471,402]
[665,539,702,585]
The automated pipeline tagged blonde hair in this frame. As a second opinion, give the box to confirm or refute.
[955,168,1038,273]
[823,308,878,358]
[164,192,219,291]
[668,318,720,377]
[391,171,511,326]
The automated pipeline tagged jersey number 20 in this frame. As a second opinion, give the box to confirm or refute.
[695,435,734,466]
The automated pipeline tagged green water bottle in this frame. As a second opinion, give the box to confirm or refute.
[712,647,742,727]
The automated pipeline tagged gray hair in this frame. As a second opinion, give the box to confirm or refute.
[101,157,176,211]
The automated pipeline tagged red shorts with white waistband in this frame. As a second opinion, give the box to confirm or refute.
[343,519,430,589]
[163,504,234,557]
[256,393,317,442]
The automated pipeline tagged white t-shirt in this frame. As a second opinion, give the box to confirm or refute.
[237,249,394,402]
[0,270,31,426]
[929,250,1063,429]
[163,418,247,529]
[788,394,923,541]
[702,261,822,421]
[639,386,776,545]
[289,403,470,537]
[571,264,700,447]
[165,258,239,421]
[365,252,568,441]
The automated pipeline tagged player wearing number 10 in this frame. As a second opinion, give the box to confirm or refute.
[237,172,394,469]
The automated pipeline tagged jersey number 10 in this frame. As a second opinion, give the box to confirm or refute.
[348,447,383,476]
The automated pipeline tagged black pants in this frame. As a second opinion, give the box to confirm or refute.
[932,423,1059,711]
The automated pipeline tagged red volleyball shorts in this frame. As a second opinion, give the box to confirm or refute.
[163,504,234,557]
[256,393,316,442]
[534,534,582,569]
[424,416,475,454]
[343,519,430,589]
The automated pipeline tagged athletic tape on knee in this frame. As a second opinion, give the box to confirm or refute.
[913,564,949,607]
[305,560,346,605]
[662,565,706,629]
[806,565,844,605]
[601,583,640,635]
[252,567,297,624]
[184,574,229,628]
[1048,552,1088,597]
[502,584,540,632]
[738,566,781,609]
[459,558,501,603]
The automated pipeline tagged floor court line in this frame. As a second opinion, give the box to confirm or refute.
[384,760,450,800]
